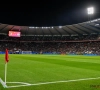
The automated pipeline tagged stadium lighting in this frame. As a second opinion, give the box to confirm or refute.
[87,7,94,23]
[29,27,34,28]
[95,24,99,26]
[87,7,94,14]
[59,26,62,28]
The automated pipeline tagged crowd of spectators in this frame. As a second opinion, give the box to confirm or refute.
[0,34,100,55]
[0,41,100,55]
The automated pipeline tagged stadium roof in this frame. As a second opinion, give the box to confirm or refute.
[0,18,100,36]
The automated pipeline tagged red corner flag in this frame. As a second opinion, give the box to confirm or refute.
[5,49,9,63]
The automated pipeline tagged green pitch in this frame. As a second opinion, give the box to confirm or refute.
[0,54,100,90]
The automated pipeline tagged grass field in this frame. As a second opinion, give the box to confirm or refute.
[0,54,100,90]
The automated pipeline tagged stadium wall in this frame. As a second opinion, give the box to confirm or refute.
[0,51,98,56]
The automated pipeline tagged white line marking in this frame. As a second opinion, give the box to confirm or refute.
[7,84,32,88]
[0,78,8,88]
[7,77,100,88]
[7,82,31,85]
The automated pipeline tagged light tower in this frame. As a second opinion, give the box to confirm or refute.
[87,7,94,23]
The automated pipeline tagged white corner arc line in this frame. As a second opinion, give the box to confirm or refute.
[0,78,8,88]
[7,77,100,88]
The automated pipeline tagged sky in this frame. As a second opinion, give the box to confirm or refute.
[0,0,100,26]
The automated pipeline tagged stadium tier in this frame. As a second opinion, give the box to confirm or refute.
[0,18,100,36]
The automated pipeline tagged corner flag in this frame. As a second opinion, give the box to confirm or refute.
[5,49,9,63]
[5,49,9,84]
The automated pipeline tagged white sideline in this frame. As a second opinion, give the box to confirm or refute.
[0,78,8,88]
[7,77,100,88]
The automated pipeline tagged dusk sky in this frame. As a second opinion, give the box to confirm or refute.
[0,0,100,26]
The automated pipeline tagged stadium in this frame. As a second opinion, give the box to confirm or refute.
[0,3,100,90]
[0,18,100,90]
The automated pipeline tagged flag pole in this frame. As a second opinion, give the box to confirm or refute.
[5,62,7,84]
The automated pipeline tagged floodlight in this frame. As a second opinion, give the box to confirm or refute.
[59,26,62,28]
[95,24,99,26]
[87,7,94,14]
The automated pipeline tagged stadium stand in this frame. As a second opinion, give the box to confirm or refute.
[0,18,100,55]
